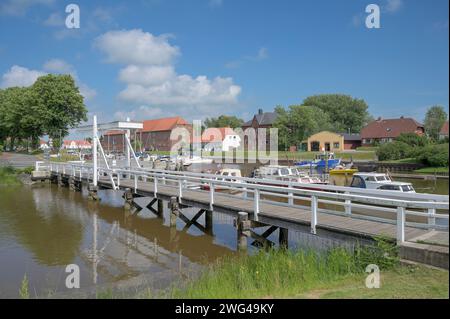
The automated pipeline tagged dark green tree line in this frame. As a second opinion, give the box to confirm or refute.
[0,74,87,150]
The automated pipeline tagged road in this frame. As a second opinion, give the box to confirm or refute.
[0,152,40,169]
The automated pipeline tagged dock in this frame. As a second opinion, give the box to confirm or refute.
[35,160,449,269]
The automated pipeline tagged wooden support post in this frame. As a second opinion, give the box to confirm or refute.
[205,210,213,235]
[236,212,249,252]
[68,176,75,191]
[279,227,289,249]
[123,188,134,210]
[57,174,64,187]
[88,183,100,201]
[169,196,179,227]
[157,199,164,218]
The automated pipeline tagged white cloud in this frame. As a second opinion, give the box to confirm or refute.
[1,60,96,101]
[0,0,54,16]
[1,65,45,88]
[118,65,175,86]
[95,29,179,65]
[95,29,242,117]
[209,0,223,8]
[225,47,268,69]
[43,11,64,27]
[385,0,403,13]
[115,106,167,120]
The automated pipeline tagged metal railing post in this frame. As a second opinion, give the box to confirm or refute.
[134,174,137,193]
[178,179,183,199]
[345,192,351,216]
[209,183,214,210]
[396,206,405,244]
[154,177,158,195]
[311,195,318,234]
[427,207,436,229]
[254,188,260,221]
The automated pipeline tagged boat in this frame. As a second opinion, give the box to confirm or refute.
[182,156,213,166]
[251,165,328,186]
[329,163,358,175]
[200,168,244,191]
[295,152,341,171]
[349,172,416,193]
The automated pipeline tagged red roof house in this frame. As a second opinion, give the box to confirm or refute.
[360,117,424,145]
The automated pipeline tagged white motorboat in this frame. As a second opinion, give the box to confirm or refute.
[350,172,416,193]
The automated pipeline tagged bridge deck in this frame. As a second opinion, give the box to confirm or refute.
[95,176,435,243]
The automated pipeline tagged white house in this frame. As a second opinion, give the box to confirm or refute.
[39,140,50,150]
[62,140,92,150]
[202,128,241,152]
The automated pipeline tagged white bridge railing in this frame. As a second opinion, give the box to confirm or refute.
[39,161,449,244]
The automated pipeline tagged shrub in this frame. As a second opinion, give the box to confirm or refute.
[396,133,429,147]
[376,141,412,161]
[416,144,449,167]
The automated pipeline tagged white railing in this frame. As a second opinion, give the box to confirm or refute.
[41,161,449,244]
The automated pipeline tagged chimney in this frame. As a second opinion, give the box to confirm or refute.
[258,108,263,115]
[400,116,404,119]
[377,116,382,121]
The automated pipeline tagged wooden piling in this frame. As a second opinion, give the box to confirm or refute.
[279,227,289,249]
[123,188,133,210]
[237,212,249,252]
[87,183,100,201]
[157,199,164,218]
[169,196,179,227]
[205,210,213,235]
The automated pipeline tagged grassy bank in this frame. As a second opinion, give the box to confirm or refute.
[414,167,449,174]
[0,166,33,185]
[165,246,447,299]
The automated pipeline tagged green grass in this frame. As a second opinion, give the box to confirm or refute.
[381,158,421,164]
[166,246,447,299]
[414,167,449,174]
[0,166,21,185]
[356,146,379,151]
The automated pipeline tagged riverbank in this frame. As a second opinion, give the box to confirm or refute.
[0,166,33,185]
[124,241,448,299]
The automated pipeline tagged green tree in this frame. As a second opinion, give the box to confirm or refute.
[31,74,87,140]
[302,94,371,133]
[204,115,244,129]
[424,105,448,141]
[274,105,332,150]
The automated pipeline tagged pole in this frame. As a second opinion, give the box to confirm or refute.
[93,115,98,186]
[126,117,131,168]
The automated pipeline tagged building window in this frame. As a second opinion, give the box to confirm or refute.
[333,142,340,149]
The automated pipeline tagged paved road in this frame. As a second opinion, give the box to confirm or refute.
[0,152,40,169]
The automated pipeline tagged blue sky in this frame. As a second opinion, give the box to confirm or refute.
[0,0,448,124]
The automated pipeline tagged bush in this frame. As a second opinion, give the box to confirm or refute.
[416,144,449,167]
[396,133,429,147]
[376,141,412,161]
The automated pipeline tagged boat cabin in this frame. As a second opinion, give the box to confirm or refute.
[350,172,415,192]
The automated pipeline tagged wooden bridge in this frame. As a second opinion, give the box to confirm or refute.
[35,161,449,268]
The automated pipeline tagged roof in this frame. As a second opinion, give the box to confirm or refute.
[361,117,424,139]
[440,121,449,135]
[141,116,189,132]
[202,127,237,143]
[104,130,125,136]
[243,111,278,126]
[63,140,92,146]
[341,133,361,141]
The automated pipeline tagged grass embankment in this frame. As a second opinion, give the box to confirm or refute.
[0,166,33,185]
[132,239,446,299]
[414,167,449,174]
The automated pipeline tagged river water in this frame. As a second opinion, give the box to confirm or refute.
[0,163,447,298]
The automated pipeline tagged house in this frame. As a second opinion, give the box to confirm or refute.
[439,121,449,140]
[101,117,192,153]
[360,117,424,145]
[202,127,241,152]
[303,131,361,152]
[39,140,50,150]
[62,140,92,150]
[241,109,278,149]
[139,117,192,152]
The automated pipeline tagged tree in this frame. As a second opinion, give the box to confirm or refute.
[274,105,332,150]
[31,74,87,140]
[302,94,372,133]
[204,115,244,129]
[424,105,448,141]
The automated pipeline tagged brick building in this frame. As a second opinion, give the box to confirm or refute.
[360,117,424,146]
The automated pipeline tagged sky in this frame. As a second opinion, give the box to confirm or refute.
[0,0,448,125]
